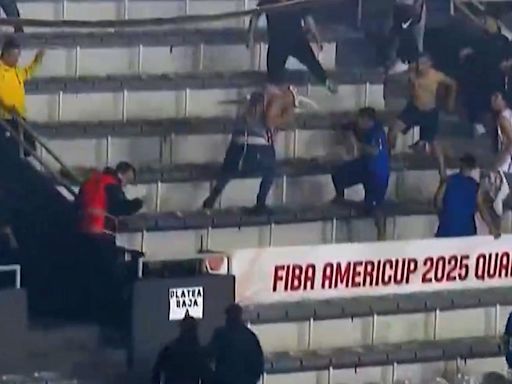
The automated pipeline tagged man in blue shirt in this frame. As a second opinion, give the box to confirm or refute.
[331,107,390,240]
[435,153,498,238]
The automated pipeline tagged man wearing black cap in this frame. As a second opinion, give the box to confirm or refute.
[435,153,498,238]
[208,304,264,384]
[202,89,295,214]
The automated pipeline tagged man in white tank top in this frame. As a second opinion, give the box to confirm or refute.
[490,91,512,215]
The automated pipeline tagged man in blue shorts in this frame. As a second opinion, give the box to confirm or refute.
[331,107,390,240]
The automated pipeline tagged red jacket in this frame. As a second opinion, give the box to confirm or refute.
[77,171,118,235]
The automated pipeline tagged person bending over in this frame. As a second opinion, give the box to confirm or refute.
[435,153,498,238]
[202,87,296,214]
[330,107,390,240]
[247,0,337,94]
[388,53,457,180]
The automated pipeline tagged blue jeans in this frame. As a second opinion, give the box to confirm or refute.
[204,142,276,208]
[331,157,389,211]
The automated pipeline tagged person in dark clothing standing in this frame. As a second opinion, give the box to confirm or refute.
[152,316,212,384]
[76,161,143,326]
[458,16,510,136]
[208,304,264,384]
[247,0,337,94]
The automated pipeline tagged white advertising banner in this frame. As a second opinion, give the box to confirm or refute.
[230,235,512,305]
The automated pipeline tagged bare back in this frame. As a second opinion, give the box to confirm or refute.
[264,86,296,130]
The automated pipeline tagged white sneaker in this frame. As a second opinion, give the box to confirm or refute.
[388,60,409,75]
[473,123,486,137]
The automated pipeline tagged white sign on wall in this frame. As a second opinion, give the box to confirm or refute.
[230,235,512,304]
[168,286,204,321]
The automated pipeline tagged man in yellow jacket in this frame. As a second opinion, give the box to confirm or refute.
[0,36,44,156]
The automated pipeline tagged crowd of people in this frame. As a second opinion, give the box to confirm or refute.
[0,0,512,252]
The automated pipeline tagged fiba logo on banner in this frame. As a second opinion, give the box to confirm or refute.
[169,286,204,321]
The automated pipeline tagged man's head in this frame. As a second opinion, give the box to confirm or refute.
[225,303,243,326]
[247,91,265,118]
[491,91,508,112]
[417,52,432,74]
[357,107,377,131]
[1,37,20,68]
[459,153,477,175]
[115,161,136,187]
[179,314,198,337]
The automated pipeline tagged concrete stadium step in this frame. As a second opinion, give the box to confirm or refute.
[41,113,476,173]
[22,41,339,78]
[35,111,391,138]
[0,323,128,380]
[55,147,489,212]
[263,336,502,379]
[17,26,349,49]
[115,203,503,261]
[130,152,489,184]
[245,287,512,353]
[25,71,384,121]
[25,69,382,95]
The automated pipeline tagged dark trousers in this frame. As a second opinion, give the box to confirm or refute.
[205,142,276,207]
[79,234,129,327]
[267,36,328,85]
[0,0,22,32]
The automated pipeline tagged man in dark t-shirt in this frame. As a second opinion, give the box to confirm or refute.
[247,0,337,94]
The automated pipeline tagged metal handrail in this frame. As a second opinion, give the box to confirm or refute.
[453,0,512,39]
[0,119,78,198]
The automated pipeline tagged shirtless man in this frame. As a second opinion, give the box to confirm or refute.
[388,53,457,179]
[488,90,512,217]
[201,86,297,214]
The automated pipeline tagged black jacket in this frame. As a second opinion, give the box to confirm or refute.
[102,168,143,217]
[152,335,212,384]
[208,323,264,384]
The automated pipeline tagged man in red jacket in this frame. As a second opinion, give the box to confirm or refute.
[76,161,143,326]
[77,161,143,235]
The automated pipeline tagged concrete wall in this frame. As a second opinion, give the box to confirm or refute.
[265,358,507,384]
[252,305,512,353]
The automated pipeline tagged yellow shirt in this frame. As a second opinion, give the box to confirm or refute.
[0,56,42,119]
